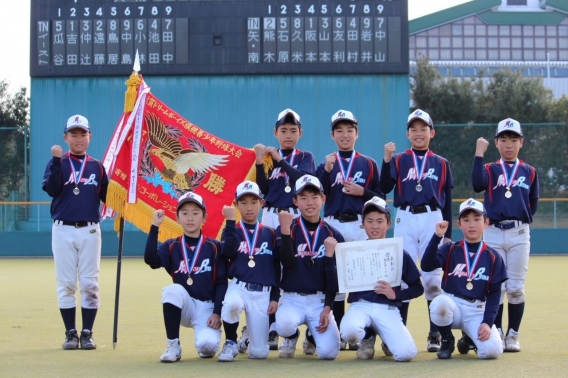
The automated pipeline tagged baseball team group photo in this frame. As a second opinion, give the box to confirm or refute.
[2,1,568,377]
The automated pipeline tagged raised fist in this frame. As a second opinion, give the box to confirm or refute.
[436,221,449,237]
[323,237,337,257]
[384,142,396,163]
[222,205,236,221]
[324,153,336,173]
[475,137,489,157]
[278,210,294,233]
[253,144,266,163]
[51,145,63,158]
[152,209,165,227]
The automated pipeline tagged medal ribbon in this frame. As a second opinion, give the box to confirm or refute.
[411,150,429,184]
[462,240,485,282]
[298,217,323,254]
[239,221,261,258]
[499,158,520,189]
[67,153,88,188]
[335,150,356,184]
[181,235,204,276]
[279,148,297,184]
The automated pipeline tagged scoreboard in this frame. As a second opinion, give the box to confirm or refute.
[31,0,408,76]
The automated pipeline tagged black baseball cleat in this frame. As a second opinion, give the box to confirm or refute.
[457,332,477,355]
[437,336,455,359]
[62,329,79,350]
[427,331,441,352]
[80,330,97,350]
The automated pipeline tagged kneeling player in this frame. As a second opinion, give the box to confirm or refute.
[340,197,423,362]
[275,175,343,360]
[144,192,227,362]
[421,199,508,360]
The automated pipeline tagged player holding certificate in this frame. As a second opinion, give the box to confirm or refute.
[340,197,424,361]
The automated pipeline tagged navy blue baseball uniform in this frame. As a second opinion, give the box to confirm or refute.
[43,150,108,349]
[380,148,453,304]
[341,251,424,361]
[275,217,343,359]
[422,234,508,359]
[220,220,279,359]
[145,226,228,359]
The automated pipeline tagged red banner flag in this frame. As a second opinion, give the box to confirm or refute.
[103,79,256,241]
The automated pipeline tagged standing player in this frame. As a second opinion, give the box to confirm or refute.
[421,199,508,360]
[144,192,227,362]
[218,181,279,362]
[42,115,108,350]
[472,118,539,352]
[316,109,384,350]
[252,108,315,350]
[275,175,342,360]
[380,109,454,352]
[341,197,423,361]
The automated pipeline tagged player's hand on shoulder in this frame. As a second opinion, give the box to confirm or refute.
[278,210,294,233]
[253,144,267,163]
[316,306,331,333]
[374,280,396,300]
[477,323,491,341]
[323,237,337,257]
[475,137,489,157]
[267,300,278,315]
[265,146,281,161]
[384,142,396,162]
[207,313,222,330]
[443,237,452,244]
[343,181,364,196]
[152,209,165,227]
[51,145,63,158]
[222,205,236,221]
[324,153,336,172]
[435,221,448,237]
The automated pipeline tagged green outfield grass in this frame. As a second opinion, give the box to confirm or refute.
[1,256,567,378]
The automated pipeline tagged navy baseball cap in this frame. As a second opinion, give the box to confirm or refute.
[362,196,391,215]
[65,114,90,133]
[177,192,206,212]
[295,174,324,195]
[407,109,433,129]
[275,108,301,128]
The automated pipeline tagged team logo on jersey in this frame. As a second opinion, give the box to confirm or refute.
[332,171,366,186]
[237,241,273,256]
[448,264,489,281]
[269,166,300,181]
[402,168,438,183]
[65,173,99,186]
[174,258,212,275]
[295,244,326,259]
[493,175,530,190]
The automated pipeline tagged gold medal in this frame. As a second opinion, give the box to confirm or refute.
[284,184,291,193]
[505,190,512,199]
[466,281,473,290]
[187,276,193,286]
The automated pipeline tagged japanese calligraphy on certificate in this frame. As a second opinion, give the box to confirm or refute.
[335,237,403,293]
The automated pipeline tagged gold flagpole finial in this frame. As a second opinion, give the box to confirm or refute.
[124,49,142,113]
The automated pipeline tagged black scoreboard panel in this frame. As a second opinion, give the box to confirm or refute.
[31,0,408,77]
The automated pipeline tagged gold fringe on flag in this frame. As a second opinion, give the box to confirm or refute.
[262,155,273,178]
[107,181,183,242]
[124,73,142,114]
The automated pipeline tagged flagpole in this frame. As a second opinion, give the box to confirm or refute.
[113,50,141,350]
[112,216,125,350]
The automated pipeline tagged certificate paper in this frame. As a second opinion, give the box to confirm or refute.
[335,237,404,293]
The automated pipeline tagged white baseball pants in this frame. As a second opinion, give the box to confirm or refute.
[162,284,221,357]
[221,280,271,359]
[483,224,530,304]
[261,207,301,229]
[275,292,340,360]
[429,293,503,359]
[52,222,101,309]
[341,300,417,361]
[394,207,444,300]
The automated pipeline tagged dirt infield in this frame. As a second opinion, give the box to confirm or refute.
[1,256,566,378]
